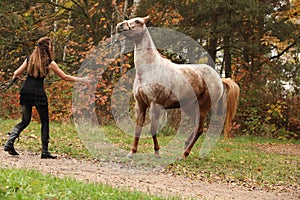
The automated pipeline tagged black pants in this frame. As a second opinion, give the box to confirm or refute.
[14,104,49,143]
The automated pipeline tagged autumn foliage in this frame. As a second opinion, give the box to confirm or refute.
[0,0,299,139]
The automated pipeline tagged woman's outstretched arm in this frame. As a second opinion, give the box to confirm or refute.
[13,59,28,79]
[49,61,89,83]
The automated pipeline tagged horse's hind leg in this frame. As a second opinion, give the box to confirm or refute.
[183,97,211,158]
[150,103,161,156]
[183,110,208,158]
[128,101,147,157]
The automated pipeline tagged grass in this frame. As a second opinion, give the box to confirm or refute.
[0,118,90,159]
[1,118,299,193]
[169,136,299,188]
[0,168,171,200]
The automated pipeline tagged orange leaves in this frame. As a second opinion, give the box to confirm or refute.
[275,0,300,24]
[182,0,196,5]
[46,80,74,122]
[261,33,281,46]
[147,3,184,27]
[0,90,20,120]
[88,3,100,18]
[70,49,133,124]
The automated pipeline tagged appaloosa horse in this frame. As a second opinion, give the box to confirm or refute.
[116,16,239,158]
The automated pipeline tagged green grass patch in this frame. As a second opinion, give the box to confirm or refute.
[166,135,299,188]
[1,118,299,190]
[0,118,90,159]
[103,125,176,153]
[0,168,172,200]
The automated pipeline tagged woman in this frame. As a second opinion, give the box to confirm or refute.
[4,37,89,159]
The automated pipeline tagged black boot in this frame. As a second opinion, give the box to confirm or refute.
[41,133,57,159]
[41,140,57,159]
[41,150,57,159]
[4,128,20,156]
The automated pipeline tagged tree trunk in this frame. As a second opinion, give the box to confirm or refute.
[224,35,232,77]
[207,13,218,68]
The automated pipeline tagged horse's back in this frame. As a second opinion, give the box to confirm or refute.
[177,64,223,104]
[134,61,223,107]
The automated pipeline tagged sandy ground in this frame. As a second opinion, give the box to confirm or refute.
[0,148,299,200]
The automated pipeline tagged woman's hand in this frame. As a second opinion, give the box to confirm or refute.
[12,73,18,80]
[77,76,91,83]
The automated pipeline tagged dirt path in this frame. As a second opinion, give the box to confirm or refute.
[256,143,300,156]
[0,149,299,200]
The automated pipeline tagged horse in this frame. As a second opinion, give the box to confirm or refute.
[116,16,240,158]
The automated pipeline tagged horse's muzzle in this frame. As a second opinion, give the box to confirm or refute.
[116,22,130,33]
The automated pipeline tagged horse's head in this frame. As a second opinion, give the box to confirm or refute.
[116,16,150,40]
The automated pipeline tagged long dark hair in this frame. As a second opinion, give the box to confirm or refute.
[27,37,54,78]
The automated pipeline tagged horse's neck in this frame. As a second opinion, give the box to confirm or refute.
[134,29,161,68]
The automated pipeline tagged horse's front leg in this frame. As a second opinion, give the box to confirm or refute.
[150,103,161,156]
[128,101,147,158]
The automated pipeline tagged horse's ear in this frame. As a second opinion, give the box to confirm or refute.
[143,16,150,23]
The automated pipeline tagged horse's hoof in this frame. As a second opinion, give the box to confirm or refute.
[180,152,189,159]
[154,150,160,157]
[182,151,190,158]
[177,157,184,161]
[126,152,134,158]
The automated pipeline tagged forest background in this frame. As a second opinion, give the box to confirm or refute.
[0,0,299,139]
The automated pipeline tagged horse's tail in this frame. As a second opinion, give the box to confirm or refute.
[222,78,240,138]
